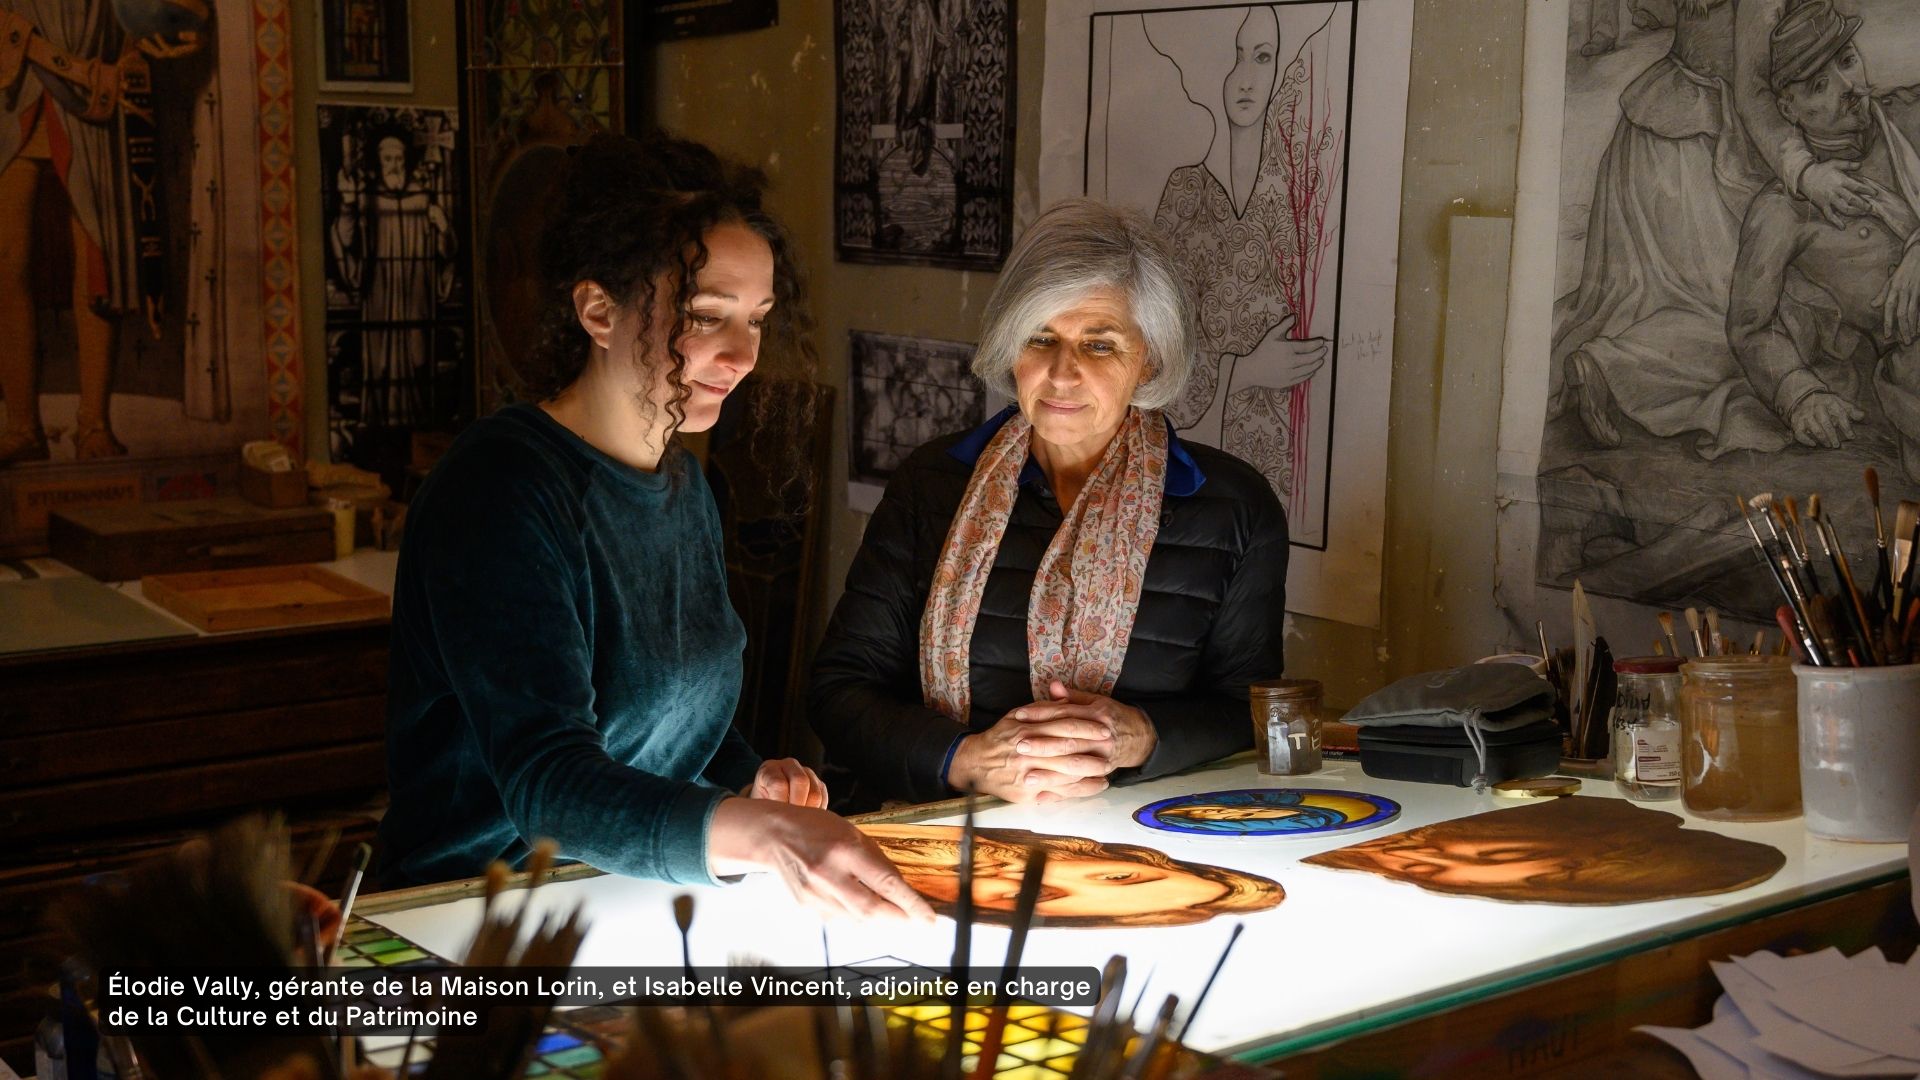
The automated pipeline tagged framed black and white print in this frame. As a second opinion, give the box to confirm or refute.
[846,330,987,511]
[835,0,1015,270]
[319,0,414,92]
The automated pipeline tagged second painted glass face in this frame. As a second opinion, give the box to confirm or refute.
[1011,286,1150,460]
[1224,8,1280,130]
[859,825,1238,923]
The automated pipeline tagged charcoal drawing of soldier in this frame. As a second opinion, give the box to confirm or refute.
[1727,1,1920,478]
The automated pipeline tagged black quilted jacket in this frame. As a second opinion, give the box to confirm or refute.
[808,416,1289,807]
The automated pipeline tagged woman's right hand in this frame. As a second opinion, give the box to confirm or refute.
[946,711,1116,803]
[707,798,936,923]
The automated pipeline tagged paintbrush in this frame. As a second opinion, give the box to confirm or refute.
[1684,608,1706,656]
[944,795,978,1080]
[971,844,1051,1080]
[1176,922,1245,1044]
[1069,956,1130,1080]
[673,894,696,981]
[1120,995,1181,1080]
[1757,494,1821,599]
[1657,611,1681,659]
[1571,582,1594,752]
[1706,609,1723,654]
[1868,468,1893,612]
[1812,506,1881,664]
[329,842,372,957]
[1741,497,1825,664]
[1897,501,1920,611]
[1536,620,1550,667]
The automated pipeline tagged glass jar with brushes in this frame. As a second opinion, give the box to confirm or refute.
[1611,655,1683,801]
[1680,655,1801,821]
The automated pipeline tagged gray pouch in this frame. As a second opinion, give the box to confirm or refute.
[1346,664,1555,732]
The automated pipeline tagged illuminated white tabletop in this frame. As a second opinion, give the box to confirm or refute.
[365,757,1910,1059]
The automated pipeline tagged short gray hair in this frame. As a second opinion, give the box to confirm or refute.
[973,199,1195,411]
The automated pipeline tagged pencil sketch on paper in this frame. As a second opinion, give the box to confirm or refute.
[1082,2,1354,547]
[846,330,987,510]
[1522,0,1920,621]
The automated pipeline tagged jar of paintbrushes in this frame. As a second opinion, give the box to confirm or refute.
[1679,655,1801,821]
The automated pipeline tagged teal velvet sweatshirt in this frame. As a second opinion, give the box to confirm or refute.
[379,403,757,888]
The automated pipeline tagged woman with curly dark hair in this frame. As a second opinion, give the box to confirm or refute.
[378,132,931,923]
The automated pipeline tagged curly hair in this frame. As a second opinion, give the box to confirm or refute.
[516,130,819,476]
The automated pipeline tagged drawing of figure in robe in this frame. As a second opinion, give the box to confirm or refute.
[0,0,210,465]
[329,126,458,431]
[876,0,962,175]
[1153,5,1334,508]
[0,0,236,470]
[1550,0,1874,460]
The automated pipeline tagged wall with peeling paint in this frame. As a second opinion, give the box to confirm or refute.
[645,0,1529,711]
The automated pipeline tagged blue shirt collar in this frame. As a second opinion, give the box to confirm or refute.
[945,405,1206,497]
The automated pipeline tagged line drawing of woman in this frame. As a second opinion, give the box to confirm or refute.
[1149,5,1338,514]
[859,824,1283,928]
[1302,797,1785,904]
[1137,788,1396,836]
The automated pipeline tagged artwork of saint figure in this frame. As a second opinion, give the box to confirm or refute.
[1133,788,1400,838]
[0,0,210,465]
[859,824,1283,928]
[1302,797,1785,905]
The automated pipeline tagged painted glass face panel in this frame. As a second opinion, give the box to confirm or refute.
[1303,797,1787,905]
[1132,788,1401,838]
[860,824,1285,928]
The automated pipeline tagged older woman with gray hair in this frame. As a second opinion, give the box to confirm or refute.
[809,199,1289,808]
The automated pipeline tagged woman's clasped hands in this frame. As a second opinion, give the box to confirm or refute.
[947,680,1157,803]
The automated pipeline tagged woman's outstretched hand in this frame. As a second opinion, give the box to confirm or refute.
[708,799,936,923]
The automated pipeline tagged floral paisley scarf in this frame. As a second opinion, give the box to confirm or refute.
[919,406,1168,723]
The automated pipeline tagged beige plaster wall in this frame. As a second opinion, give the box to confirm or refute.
[289,0,1531,707]
[648,0,1530,707]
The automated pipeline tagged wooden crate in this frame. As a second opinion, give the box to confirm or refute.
[142,565,389,632]
[47,497,332,581]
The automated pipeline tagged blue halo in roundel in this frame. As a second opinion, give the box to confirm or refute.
[1133,788,1402,837]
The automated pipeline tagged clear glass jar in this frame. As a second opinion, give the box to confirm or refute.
[1251,679,1322,775]
[1611,656,1682,801]
[1680,655,1801,821]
